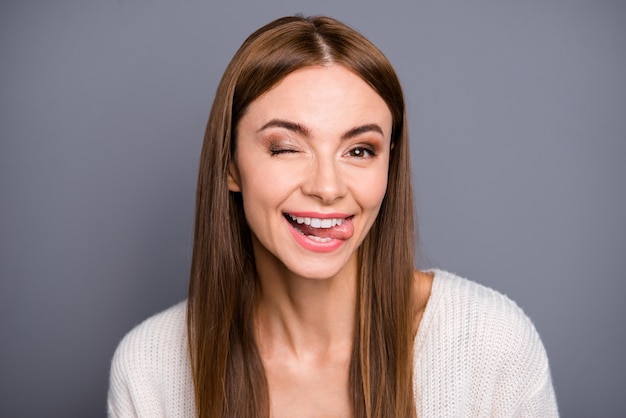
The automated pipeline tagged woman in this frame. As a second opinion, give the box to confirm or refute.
[108,16,558,417]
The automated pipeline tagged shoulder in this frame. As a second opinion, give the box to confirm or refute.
[413,270,558,416]
[111,301,188,369]
[108,301,194,417]
[417,269,547,367]
[419,269,538,344]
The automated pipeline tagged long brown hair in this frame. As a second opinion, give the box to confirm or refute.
[188,15,416,418]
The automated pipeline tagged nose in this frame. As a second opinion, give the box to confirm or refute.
[301,157,347,204]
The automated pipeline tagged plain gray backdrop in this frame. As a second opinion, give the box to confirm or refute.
[1,1,624,416]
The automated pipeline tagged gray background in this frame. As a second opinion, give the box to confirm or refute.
[1,1,624,417]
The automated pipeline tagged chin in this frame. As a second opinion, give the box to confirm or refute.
[284,256,355,282]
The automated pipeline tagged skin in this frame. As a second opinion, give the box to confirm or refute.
[229,64,433,417]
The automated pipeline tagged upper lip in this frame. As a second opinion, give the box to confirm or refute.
[285,211,351,219]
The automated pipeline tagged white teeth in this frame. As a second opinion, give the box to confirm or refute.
[307,235,332,243]
[288,214,345,228]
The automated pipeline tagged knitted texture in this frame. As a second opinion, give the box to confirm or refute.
[412,271,558,417]
[107,270,558,417]
[107,301,194,417]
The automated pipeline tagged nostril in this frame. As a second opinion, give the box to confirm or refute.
[302,162,346,202]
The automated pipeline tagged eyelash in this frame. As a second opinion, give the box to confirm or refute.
[346,146,376,158]
[269,145,299,156]
[267,143,377,158]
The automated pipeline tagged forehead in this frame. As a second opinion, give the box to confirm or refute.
[239,64,392,136]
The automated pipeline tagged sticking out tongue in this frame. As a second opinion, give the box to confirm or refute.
[288,217,354,240]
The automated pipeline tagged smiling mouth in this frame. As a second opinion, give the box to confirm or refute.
[284,213,354,241]
[287,214,345,228]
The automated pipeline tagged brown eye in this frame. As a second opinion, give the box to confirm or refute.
[347,146,374,158]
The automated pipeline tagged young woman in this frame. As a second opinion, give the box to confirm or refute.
[108,16,558,418]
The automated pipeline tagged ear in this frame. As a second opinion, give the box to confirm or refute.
[227,161,241,192]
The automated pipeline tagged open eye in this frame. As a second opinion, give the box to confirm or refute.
[346,146,375,158]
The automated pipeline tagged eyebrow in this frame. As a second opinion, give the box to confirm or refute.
[257,119,384,140]
[340,124,384,140]
[257,119,311,137]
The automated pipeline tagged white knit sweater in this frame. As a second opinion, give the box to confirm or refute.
[107,270,558,417]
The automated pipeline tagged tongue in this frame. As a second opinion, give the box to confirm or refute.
[293,218,354,240]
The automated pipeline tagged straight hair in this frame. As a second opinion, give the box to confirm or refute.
[188,15,416,418]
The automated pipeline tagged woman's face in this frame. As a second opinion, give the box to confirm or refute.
[229,64,392,281]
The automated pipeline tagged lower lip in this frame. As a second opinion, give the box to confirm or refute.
[285,218,346,253]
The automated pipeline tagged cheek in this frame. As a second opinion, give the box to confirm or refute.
[236,158,297,213]
[354,163,390,210]
[365,181,388,220]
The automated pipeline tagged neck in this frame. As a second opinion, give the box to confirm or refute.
[253,248,357,359]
